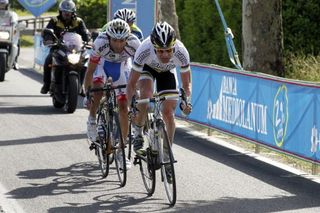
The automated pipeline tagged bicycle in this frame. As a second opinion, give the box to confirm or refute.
[129,88,189,206]
[87,82,127,187]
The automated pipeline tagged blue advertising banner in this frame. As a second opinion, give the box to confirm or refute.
[108,0,157,37]
[177,64,320,163]
[18,0,56,17]
[34,34,49,65]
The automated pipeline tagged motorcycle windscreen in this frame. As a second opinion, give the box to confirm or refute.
[0,17,11,27]
[63,32,83,52]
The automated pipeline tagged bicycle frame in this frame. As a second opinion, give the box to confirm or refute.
[89,82,127,186]
[132,92,182,206]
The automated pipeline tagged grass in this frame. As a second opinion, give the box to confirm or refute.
[20,35,34,47]
[285,53,320,81]
[18,11,56,47]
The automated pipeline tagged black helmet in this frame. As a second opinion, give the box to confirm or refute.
[151,22,176,49]
[59,0,76,13]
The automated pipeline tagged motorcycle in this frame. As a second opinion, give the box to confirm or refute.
[42,28,91,113]
[0,10,25,81]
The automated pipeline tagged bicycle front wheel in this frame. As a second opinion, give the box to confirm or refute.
[159,122,177,206]
[139,147,156,195]
[96,112,110,178]
[110,112,127,187]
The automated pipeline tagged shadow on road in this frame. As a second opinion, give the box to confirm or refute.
[17,68,42,83]
[0,133,86,147]
[9,159,320,213]
[7,162,120,199]
[174,127,320,212]
[0,105,63,115]
[7,162,161,213]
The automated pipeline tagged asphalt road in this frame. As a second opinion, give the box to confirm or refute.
[0,48,319,212]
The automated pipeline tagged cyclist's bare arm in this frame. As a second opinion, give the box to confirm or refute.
[84,60,98,92]
[126,68,141,106]
[180,69,192,97]
[180,68,192,115]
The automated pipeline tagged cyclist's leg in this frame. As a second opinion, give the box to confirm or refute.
[105,60,132,168]
[105,59,130,144]
[87,59,106,141]
[157,68,179,145]
[135,65,156,126]
[132,66,154,153]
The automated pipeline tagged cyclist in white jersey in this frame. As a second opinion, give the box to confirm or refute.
[84,19,141,168]
[126,22,192,154]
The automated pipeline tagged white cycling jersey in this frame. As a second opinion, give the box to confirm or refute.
[90,32,141,64]
[132,37,191,73]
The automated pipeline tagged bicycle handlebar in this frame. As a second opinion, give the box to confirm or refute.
[131,88,187,107]
[89,84,127,93]
[135,94,180,105]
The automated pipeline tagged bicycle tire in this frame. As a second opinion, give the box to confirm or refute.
[139,147,156,195]
[158,121,177,206]
[111,112,127,187]
[127,120,133,160]
[96,110,110,178]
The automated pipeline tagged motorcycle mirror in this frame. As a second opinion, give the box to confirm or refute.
[42,28,58,43]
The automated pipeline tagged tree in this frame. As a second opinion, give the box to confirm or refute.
[242,0,284,76]
[176,0,242,67]
[158,0,181,40]
[76,0,107,29]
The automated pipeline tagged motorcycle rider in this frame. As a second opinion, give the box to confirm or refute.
[0,0,20,70]
[40,0,90,94]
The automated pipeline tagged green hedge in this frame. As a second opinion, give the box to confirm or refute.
[76,0,108,29]
[11,0,107,29]
[176,0,320,66]
[176,0,242,67]
[283,0,320,55]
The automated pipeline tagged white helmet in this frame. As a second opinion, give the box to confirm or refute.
[105,19,130,40]
[0,0,9,10]
[113,8,136,23]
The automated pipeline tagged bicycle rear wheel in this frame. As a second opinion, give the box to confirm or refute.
[111,112,127,187]
[96,112,110,178]
[127,120,133,160]
[159,122,177,206]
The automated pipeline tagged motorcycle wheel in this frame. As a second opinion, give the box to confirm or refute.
[65,74,79,113]
[0,53,7,82]
[53,97,64,108]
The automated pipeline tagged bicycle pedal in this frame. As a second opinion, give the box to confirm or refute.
[133,156,140,165]
[89,143,96,151]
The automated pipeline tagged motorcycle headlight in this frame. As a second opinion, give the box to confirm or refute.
[67,53,81,65]
[0,31,10,40]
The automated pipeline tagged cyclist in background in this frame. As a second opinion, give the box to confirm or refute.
[83,19,141,169]
[101,8,144,41]
[126,22,192,155]
[40,0,90,94]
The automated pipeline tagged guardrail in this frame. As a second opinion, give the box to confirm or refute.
[18,16,54,35]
